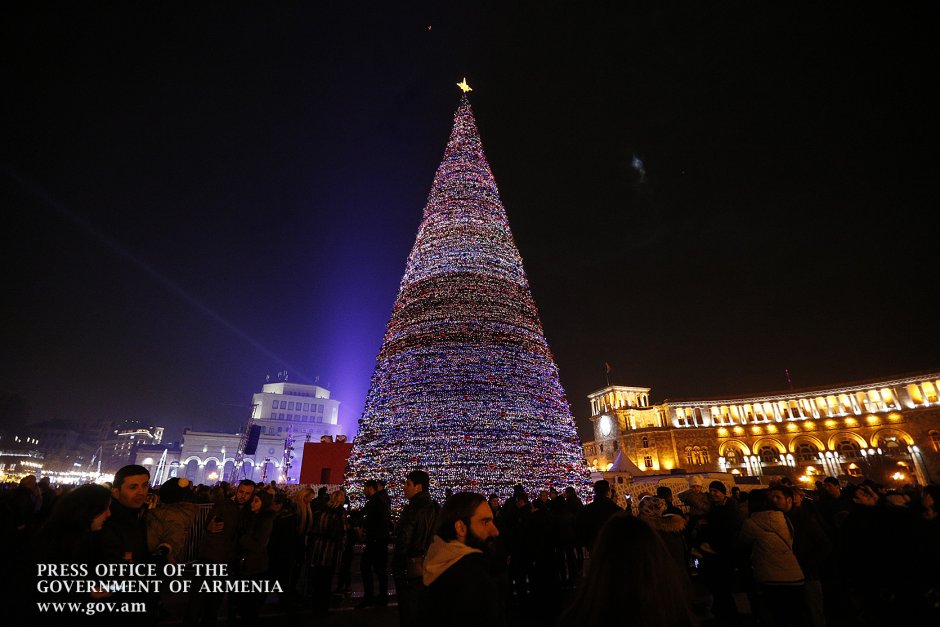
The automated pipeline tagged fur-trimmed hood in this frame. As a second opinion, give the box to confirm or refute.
[640,513,687,534]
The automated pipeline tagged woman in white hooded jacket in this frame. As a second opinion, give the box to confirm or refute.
[738,489,808,627]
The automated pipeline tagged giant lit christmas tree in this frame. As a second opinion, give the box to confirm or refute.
[347,83,591,502]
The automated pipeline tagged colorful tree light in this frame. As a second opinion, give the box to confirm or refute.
[346,91,591,504]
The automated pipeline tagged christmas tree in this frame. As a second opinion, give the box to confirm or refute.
[347,85,591,502]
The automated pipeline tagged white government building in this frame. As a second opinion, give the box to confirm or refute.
[136,381,343,485]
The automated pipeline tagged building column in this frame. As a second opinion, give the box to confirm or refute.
[908,446,929,485]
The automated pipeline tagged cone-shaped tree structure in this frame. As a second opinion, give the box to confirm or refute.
[347,93,591,501]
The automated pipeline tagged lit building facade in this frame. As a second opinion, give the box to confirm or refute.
[135,381,343,485]
[583,372,940,488]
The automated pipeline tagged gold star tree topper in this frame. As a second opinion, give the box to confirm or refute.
[457,78,472,93]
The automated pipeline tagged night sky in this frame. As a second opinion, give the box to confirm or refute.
[2,4,937,444]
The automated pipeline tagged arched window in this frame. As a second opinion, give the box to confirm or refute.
[796,442,819,462]
[641,436,649,448]
[759,445,780,464]
[725,448,739,465]
[685,447,694,466]
[701,448,710,464]
[883,438,901,456]
[836,440,860,459]
[930,430,940,453]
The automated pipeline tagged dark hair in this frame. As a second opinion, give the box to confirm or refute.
[823,476,840,487]
[655,486,673,500]
[768,485,794,500]
[708,480,727,494]
[559,514,695,627]
[238,479,255,488]
[436,492,486,542]
[114,465,150,489]
[364,479,379,490]
[407,470,430,491]
[593,480,611,497]
[747,489,772,513]
[35,484,111,562]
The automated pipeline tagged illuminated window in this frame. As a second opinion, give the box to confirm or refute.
[930,430,940,453]
[644,455,653,469]
[759,446,780,464]
[836,440,860,459]
[725,448,739,465]
[796,442,819,462]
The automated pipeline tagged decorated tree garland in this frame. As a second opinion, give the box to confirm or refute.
[347,85,592,504]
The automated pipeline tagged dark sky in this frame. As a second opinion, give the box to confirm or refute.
[2,3,937,443]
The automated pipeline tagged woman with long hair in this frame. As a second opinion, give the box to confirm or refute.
[558,513,697,627]
[307,489,348,616]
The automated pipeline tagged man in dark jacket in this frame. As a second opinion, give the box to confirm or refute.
[393,470,440,627]
[423,492,505,627]
[186,479,254,627]
[575,479,622,552]
[98,464,159,626]
[356,479,391,609]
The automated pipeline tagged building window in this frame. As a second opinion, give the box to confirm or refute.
[643,455,653,469]
[725,448,738,465]
[279,413,285,420]
[303,403,309,411]
[930,430,940,453]
[270,412,276,420]
[796,442,819,462]
[836,440,860,459]
[318,404,324,413]
[759,446,779,464]
[272,400,280,409]
[288,402,295,410]
[686,447,694,466]
[642,436,649,448]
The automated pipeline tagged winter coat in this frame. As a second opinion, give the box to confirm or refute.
[575,497,622,551]
[393,490,440,576]
[423,536,506,627]
[739,510,804,585]
[237,509,275,576]
[641,512,688,573]
[146,501,198,562]
[309,505,346,568]
[362,490,391,544]
[98,500,150,563]
[198,498,244,565]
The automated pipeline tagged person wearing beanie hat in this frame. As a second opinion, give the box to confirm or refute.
[697,478,746,625]
[679,476,712,520]
[709,481,728,497]
[147,477,198,562]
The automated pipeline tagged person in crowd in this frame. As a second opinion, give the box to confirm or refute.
[98,464,160,626]
[558,513,696,627]
[503,485,534,602]
[657,485,685,517]
[334,487,356,594]
[357,479,391,609]
[575,479,622,553]
[393,469,440,627]
[99,465,153,563]
[147,477,198,563]
[739,489,807,627]
[308,489,347,616]
[767,485,831,627]
[695,480,745,627]
[817,477,853,533]
[423,492,506,627]
[638,495,688,577]
[678,476,711,522]
[186,478,255,627]
[230,490,275,623]
[267,491,299,613]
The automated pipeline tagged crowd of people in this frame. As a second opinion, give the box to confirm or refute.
[1,466,938,626]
